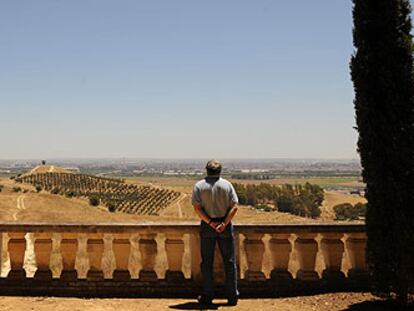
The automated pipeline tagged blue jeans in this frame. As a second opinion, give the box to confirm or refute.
[199,220,239,300]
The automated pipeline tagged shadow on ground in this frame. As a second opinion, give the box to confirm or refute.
[169,302,229,310]
[344,300,414,311]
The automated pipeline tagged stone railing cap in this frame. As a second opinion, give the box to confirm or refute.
[0,222,365,234]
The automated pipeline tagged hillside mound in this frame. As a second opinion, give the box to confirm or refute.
[16,172,181,216]
[24,165,72,176]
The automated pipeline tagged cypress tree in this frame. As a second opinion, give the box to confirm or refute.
[350,0,414,304]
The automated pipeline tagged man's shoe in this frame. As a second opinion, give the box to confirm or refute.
[197,295,213,305]
[227,297,238,306]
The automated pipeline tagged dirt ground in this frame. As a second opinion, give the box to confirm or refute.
[0,292,394,311]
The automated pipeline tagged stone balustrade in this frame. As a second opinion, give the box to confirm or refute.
[0,222,368,297]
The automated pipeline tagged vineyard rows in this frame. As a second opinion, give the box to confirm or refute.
[17,173,181,215]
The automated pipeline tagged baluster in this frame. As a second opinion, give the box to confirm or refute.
[269,233,293,282]
[113,233,131,280]
[346,232,368,281]
[7,232,26,279]
[294,233,319,281]
[321,233,345,281]
[128,234,140,279]
[0,232,2,276]
[139,233,158,281]
[33,232,53,281]
[86,233,104,280]
[103,234,115,279]
[190,232,202,283]
[165,232,185,281]
[60,233,78,280]
[243,233,265,281]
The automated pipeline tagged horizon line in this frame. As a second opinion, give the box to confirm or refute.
[0,157,360,161]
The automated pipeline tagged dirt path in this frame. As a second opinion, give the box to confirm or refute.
[12,194,26,221]
[176,194,187,218]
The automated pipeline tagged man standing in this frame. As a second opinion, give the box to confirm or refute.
[192,159,239,306]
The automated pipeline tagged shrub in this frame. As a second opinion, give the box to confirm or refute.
[255,204,272,212]
[51,188,60,195]
[107,201,116,212]
[65,191,75,198]
[12,187,22,193]
[0,185,3,192]
[89,194,100,207]
[35,185,42,193]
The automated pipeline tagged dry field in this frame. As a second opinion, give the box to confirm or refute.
[0,174,366,224]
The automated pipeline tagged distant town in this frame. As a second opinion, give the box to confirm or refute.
[0,158,361,178]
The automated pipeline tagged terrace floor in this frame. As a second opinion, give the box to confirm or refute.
[0,292,401,311]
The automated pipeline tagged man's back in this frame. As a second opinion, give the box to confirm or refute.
[192,160,239,306]
[192,177,238,218]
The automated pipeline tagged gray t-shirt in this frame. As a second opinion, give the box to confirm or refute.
[192,177,239,218]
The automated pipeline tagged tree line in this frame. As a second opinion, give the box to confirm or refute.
[233,182,324,218]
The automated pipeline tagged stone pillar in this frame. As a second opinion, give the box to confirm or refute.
[86,233,104,280]
[243,233,265,281]
[60,233,78,281]
[33,232,53,281]
[320,233,345,281]
[165,232,185,281]
[112,233,131,280]
[269,233,293,282]
[139,233,158,281]
[346,232,368,281]
[7,232,26,279]
[0,233,2,277]
[294,233,319,281]
[190,232,202,283]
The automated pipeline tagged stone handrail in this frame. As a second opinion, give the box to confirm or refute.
[0,222,368,297]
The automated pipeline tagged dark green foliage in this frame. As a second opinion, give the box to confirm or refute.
[65,191,75,198]
[35,185,42,193]
[51,188,60,195]
[334,202,366,221]
[255,204,274,212]
[107,201,116,212]
[233,182,324,218]
[88,194,100,207]
[351,0,414,302]
[12,186,21,193]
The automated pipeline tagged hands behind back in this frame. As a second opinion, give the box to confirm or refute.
[215,222,226,234]
[209,221,226,233]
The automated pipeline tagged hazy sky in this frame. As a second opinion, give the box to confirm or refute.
[0,0,392,159]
